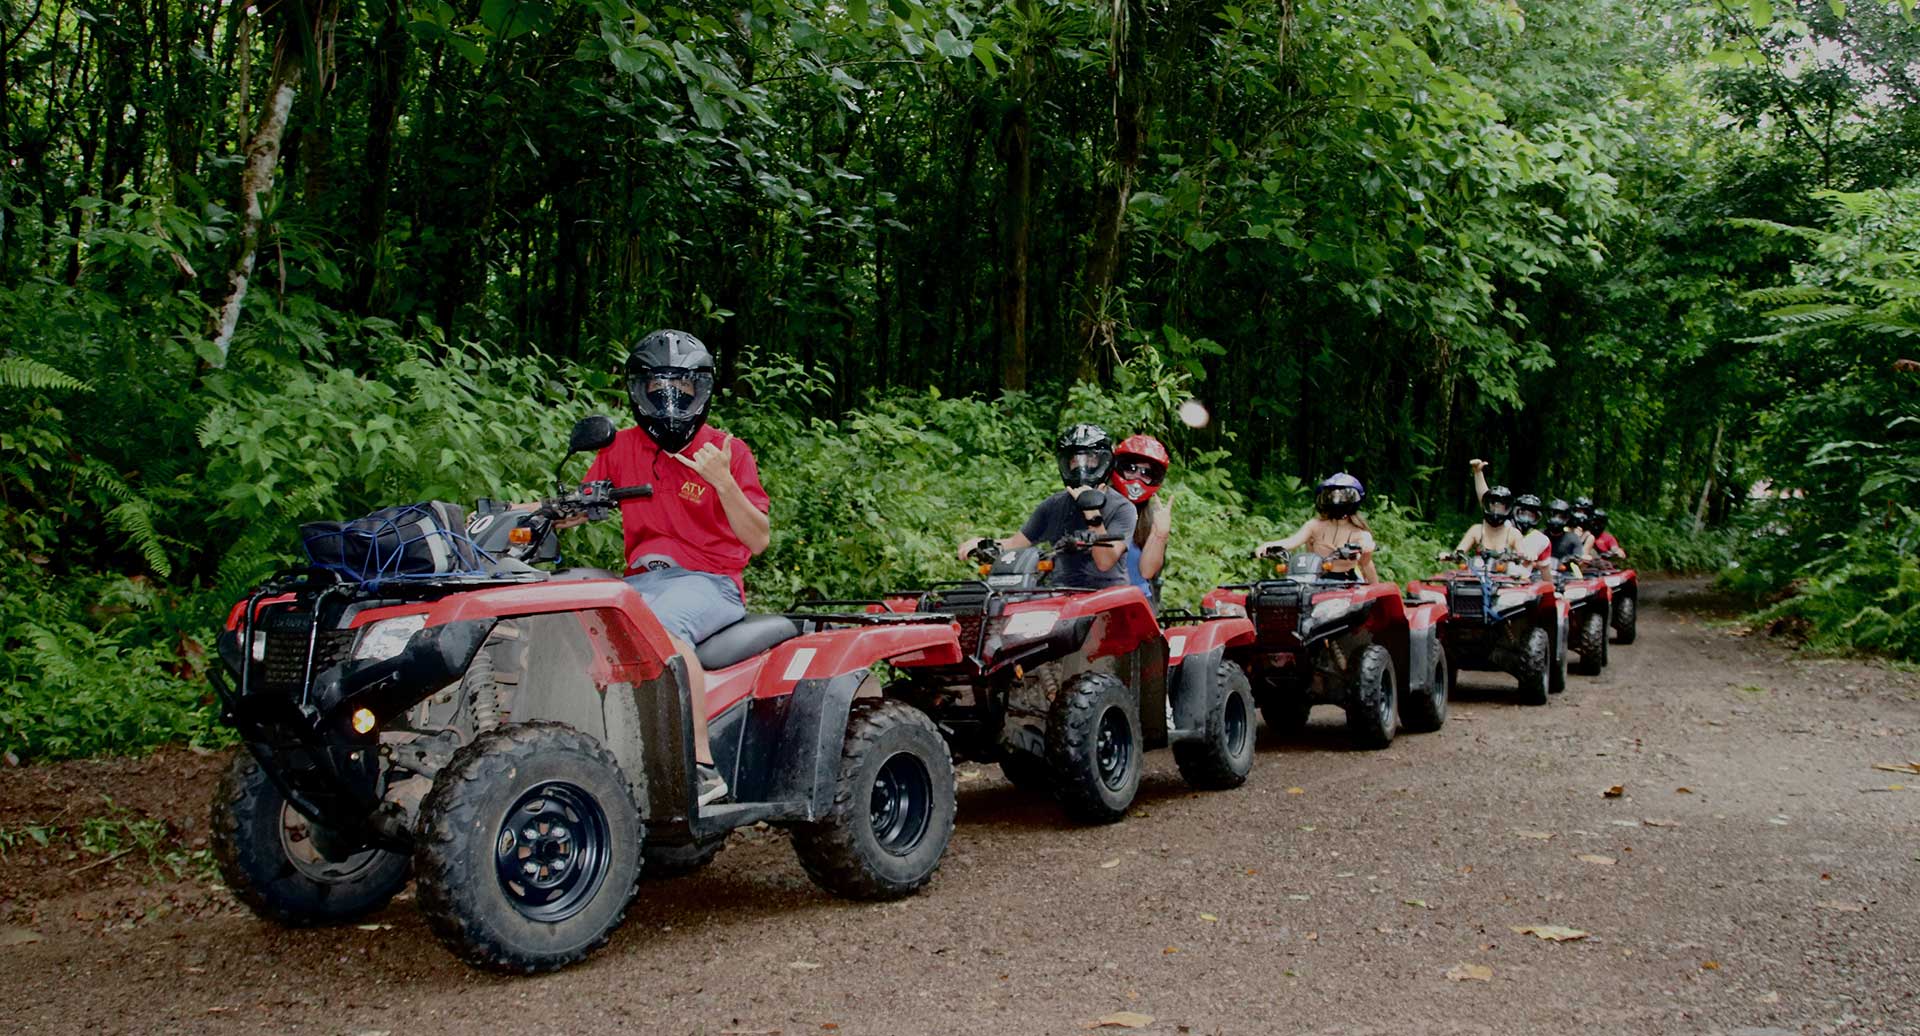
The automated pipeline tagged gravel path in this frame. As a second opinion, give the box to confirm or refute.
[3,578,1916,1035]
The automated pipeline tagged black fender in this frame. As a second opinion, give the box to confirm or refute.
[1405,627,1440,694]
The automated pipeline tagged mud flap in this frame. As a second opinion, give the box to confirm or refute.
[1406,630,1436,694]
[1167,646,1223,743]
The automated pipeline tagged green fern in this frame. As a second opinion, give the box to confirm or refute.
[105,501,172,578]
[0,356,91,393]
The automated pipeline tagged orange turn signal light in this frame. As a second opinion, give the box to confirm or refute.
[509,527,533,545]
[1274,563,1285,575]
[978,563,992,576]
[1037,560,1054,573]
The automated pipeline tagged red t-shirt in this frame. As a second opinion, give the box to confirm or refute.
[1593,532,1619,554]
[584,425,770,594]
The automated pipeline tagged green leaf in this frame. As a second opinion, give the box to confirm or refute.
[1828,0,1846,16]
[932,29,971,59]
[1748,0,1773,27]
[687,85,728,129]
[973,37,999,76]
[479,0,551,40]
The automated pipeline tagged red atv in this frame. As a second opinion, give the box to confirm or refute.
[1409,550,1568,705]
[209,417,964,974]
[870,521,1258,824]
[1199,545,1450,748]
[1554,557,1614,675]
[1588,552,1639,644]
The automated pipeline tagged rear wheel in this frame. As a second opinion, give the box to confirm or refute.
[1401,638,1449,734]
[211,749,410,927]
[1172,660,1256,790]
[1612,593,1638,644]
[1046,672,1143,824]
[414,723,642,973]
[1344,645,1398,750]
[1573,609,1608,676]
[1515,627,1551,706]
[793,701,956,900]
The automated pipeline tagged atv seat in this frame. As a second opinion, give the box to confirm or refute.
[549,567,622,582]
[696,614,802,671]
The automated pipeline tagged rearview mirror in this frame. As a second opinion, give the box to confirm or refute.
[568,415,618,455]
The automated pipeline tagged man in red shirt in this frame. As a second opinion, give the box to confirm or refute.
[584,330,770,806]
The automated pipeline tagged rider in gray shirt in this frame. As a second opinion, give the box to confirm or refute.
[956,424,1135,589]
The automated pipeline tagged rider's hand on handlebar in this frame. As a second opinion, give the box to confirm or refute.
[1254,540,1288,560]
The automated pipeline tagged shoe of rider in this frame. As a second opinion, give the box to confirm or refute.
[696,763,729,806]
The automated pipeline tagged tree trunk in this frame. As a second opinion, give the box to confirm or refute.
[1075,0,1147,383]
[1693,418,1724,533]
[209,59,299,366]
[995,97,1032,392]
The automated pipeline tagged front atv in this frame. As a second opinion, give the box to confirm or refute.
[1201,546,1450,749]
[874,529,1255,824]
[1409,551,1566,706]
[210,417,964,974]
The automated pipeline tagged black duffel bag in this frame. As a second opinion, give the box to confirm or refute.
[300,501,484,583]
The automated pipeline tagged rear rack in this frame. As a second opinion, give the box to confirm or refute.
[782,599,957,628]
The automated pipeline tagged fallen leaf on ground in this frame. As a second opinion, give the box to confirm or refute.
[1700,960,1721,970]
[1100,858,1121,869]
[1675,787,1694,794]
[1286,787,1305,795]
[1576,854,1617,866]
[1163,946,1179,954]
[354,923,394,931]
[1087,1013,1154,1030]
[1199,913,1218,922]
[1603,785,1625,798]
[1511,925,1590,941]
[1757,991,1781,1005]
[821,1025,839,1032]
[1404,899,1432,909]
[1815,900,1867,912]
[1512,830,1554,840]
[1445,963,1493,982]
[788,961,822,970]
[1642,818,1681,828]
[1871,762,1920,775]
[1287,894,1311,901]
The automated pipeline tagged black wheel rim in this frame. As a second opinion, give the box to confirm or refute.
[869,751,934,857]
[1223,689,1251,758]
[1095,706,1134,791]
[493,781,613,923]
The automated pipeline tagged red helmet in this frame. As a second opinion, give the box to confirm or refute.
[1110,434,1170,504]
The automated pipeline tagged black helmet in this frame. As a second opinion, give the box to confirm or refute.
[1571,496,1594,527]
[1315,472,1366,519]
[1512,493,1543,533]
[625,330,716,453]
[1481,484,1515,527]
[1055,423,1114,488]
[1589,507,1609,534]
[1546,498,1573,534]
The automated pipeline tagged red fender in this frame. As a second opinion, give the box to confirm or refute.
[1161,617,1255,666]
[705,621,963,716]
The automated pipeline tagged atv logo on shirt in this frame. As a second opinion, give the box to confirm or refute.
[678,480,708,504]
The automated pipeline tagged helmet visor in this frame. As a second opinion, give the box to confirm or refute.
[628,368,714,422]
[1058,447,1113,487]
[1114,458,1166,486]
[1316,486,1361,515]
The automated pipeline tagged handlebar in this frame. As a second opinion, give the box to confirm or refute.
[609,484,654,502]
[1055,531,1126,552]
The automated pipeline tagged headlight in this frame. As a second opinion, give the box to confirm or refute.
[1564,586,1589,602]
[1604,575,1623,589]
[1001,610,1060,640]
[352,614,428,662]
[1495,590,1532,612]
[1310,598,1354,624]
[249,632,268,662]
[1417,589,1446,606]
[1207,601,1248,618]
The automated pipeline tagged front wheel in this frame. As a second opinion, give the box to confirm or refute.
[1345,644,1398,749]
[414,723,643,974]
[1515,627,1551,706]
[1401,638,1449,734]
[1046,672,1143,824]
[1612,593,1638,644]
[998,750,1053,794]
[210,749,410,927]
[793,700,957,900]
[1573,609,1608,676]
[1172,660,1256,790]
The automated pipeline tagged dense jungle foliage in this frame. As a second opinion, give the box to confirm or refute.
[2,0,1917,758]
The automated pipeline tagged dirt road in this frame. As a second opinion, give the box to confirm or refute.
[3,579,1917,1035]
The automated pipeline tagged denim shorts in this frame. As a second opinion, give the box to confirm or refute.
[623,568,746,646]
